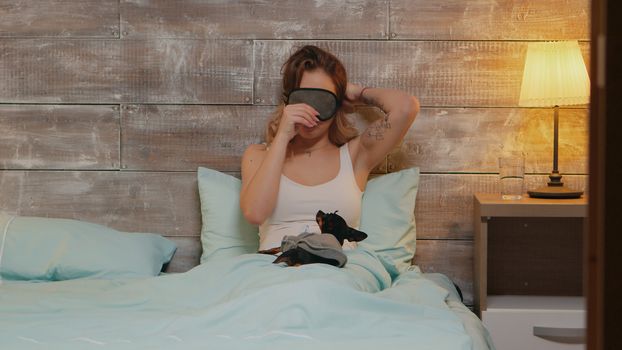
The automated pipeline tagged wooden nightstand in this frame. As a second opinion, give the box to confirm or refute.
[473,193,588,350]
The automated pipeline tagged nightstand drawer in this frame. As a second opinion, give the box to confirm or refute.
[483,298,585,350]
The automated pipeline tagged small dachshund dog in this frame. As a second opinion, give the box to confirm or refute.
[314,210,367,245]
[258,210,368,266]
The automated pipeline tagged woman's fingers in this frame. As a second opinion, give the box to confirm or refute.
[291,114,316,127]
[286,108,315,127]
[288,104,320,121]
[285,104,319,126]
[290,102,318,115]
[277,103,322,141]
[299,104,320,121]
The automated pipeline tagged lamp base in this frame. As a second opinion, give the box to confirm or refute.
[528,185,584,199]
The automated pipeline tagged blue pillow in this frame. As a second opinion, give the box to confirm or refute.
[358,167,420,274]
[0,212,177,281]
[196,166,419,274]
[197,167,258,263]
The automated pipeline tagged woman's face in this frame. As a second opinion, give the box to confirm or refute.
[295,69,336,139]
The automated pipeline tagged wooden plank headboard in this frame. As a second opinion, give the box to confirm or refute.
[0,1,589,307]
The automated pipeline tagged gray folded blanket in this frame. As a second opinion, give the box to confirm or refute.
[278,232,347,267]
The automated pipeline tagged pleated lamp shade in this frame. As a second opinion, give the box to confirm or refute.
[519,41,590,107]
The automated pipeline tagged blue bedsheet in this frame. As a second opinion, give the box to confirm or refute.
[0,247,495,349]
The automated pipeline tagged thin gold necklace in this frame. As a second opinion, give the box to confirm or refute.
[289,142,334,158]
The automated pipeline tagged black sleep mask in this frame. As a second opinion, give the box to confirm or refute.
[286,88,341,121]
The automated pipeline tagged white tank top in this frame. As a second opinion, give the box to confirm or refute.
[258,142,363,251]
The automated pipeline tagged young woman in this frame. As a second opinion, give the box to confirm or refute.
[240,45,419,251]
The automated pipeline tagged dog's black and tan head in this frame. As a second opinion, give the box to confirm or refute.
[315,210,368,245]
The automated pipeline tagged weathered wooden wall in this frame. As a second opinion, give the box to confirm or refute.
[0,0,590,306]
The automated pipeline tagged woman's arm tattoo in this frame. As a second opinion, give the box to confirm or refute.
[366,114,392,141]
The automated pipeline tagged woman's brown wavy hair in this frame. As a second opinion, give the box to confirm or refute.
[264,45,358,146]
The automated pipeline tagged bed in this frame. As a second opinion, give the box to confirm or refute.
[0,167,496,349]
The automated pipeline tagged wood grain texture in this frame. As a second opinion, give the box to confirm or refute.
[254,40,590,107]
[0,105,119,170]
[0,39,252,104]
[121,104,387,172]
[122,105,272,171]
[389,107,589,174]
[390,0,590,40]
[414,239,474,305]
[0,0,119,38]
[165,236,202,273]
[120,0,388,39]
[0,171,201,236]
[475,192,588,217]
[415,174,588,240]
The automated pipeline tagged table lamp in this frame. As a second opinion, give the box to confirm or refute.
[518,40,590,199]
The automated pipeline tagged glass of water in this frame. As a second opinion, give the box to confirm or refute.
[499,153,525,200]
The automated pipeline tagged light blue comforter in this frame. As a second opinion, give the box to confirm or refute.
[0,248,494,350]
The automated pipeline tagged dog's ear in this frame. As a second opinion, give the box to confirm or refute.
[316,210,326,230]
[328,212,348,229]
[346,228,368,242]
[316,210,325,221]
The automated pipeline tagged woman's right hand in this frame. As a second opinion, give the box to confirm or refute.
[275,103,321,142]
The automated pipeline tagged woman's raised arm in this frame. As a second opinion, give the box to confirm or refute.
[348,84,420,172]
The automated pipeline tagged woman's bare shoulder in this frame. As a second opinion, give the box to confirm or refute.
[244,143,268,153]
[242,143,268,162]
